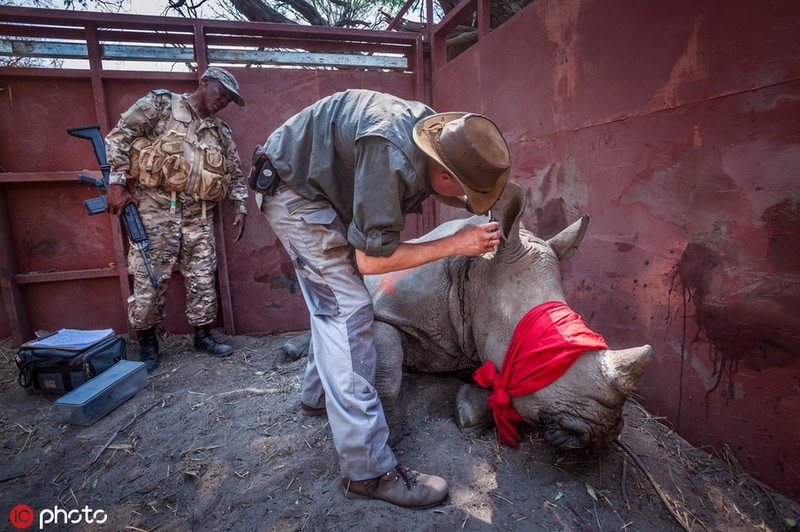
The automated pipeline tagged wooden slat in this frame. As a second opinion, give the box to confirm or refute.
[15,267,119,285]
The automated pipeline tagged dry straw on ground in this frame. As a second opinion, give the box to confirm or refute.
[1,332,798,531]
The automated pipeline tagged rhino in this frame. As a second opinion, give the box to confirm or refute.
[285,182,652,450]
[362,182,653,450]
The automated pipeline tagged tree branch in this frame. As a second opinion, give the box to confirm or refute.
[228,0,296,24]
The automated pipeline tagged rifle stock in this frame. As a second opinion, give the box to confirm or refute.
[66,125,110,173]
[68,124,158,289]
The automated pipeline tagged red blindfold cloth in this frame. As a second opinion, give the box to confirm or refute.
[473,300,608,447]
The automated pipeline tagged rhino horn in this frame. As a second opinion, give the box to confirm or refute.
[601,345,653,395]
[547,214,589,261]
[492,182,527,244]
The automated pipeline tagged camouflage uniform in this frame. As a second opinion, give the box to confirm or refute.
[106,89,248,330]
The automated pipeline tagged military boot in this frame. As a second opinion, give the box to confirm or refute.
[138,326,160,373]
[194,325,233,357]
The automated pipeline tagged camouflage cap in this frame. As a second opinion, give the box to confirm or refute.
[202,66,245,106]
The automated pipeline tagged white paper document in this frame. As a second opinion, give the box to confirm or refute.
[24,328,114,350]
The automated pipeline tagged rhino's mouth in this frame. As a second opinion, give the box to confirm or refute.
[539,411,624,450]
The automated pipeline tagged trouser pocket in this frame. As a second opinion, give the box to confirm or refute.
[288,201,351,317]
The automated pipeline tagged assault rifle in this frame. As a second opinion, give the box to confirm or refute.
[67,124,158,289]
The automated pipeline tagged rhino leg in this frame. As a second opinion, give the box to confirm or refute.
[455,384,494,434]
[373,321,405,446]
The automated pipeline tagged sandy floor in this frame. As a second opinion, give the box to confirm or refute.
[1,331,797,531]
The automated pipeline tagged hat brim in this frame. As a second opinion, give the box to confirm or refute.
[214,78,244,106]
[202,68,246,106]
[413,112,509,215]
[225,88,245,106]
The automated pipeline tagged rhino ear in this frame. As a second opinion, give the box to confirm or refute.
[547,214,589,261]
[491,182,526,243]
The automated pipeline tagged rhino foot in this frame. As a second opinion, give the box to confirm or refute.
[279,331,312,362]
[455,384,494,434]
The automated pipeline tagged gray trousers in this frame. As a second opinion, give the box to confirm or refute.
[260,185,396,480]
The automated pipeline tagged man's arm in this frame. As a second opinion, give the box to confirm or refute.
[218,121,248,243]
[105,92,164,214]
[354,221,500,275]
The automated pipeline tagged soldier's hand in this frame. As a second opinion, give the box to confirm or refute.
[106,183,139,216]
[233,213,246,243]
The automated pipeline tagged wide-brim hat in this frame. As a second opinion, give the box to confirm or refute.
[413,112,510,215]
[202,66,245,106]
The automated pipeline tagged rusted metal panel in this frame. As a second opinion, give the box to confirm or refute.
[431,0,800,501]
[5,182,116,273]
[0,177,125,342]
[21,278,129,334]
[0,187,26,342]
[0,7,424,343]
[434,0,800,136]
[1,78,100,173]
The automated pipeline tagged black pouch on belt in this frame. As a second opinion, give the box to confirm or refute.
[248,144,280,195]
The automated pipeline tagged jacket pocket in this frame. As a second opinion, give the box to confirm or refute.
[196,147,229,201]
[130,137,163,188]
[197,169,228,201]
[160,138,190,192]
[204,147,225,173]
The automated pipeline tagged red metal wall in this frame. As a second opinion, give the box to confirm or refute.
[431,0,800,499]
[0,8,426,343]
[0,70,424,339]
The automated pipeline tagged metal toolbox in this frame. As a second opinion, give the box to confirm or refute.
[55,360,147,426]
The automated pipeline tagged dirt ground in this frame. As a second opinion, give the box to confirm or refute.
[1,332,798,532]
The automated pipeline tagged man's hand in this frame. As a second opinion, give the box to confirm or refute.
[452,221,501,256]
[233,213,246,243]
[106,183,138,216]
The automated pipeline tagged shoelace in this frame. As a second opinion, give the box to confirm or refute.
[344,465,421,498]
[391,465,418,489]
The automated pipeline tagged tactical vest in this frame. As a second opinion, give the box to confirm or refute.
[130,93,230,203]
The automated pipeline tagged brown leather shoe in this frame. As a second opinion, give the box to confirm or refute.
[342,465,448,509]
[300,402,326,417]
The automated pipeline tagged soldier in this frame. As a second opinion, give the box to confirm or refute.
[252,89,509,509]
[105,67,248,372]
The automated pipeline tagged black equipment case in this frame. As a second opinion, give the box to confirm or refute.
[15,336,127,395]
